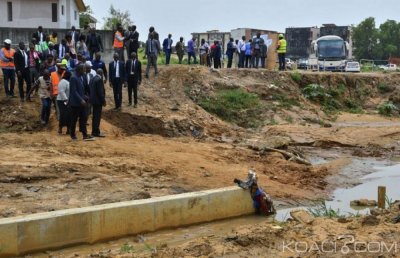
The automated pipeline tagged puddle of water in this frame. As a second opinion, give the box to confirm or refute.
[326,163,400,215]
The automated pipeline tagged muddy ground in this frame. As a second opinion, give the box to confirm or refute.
[1,67,400,257]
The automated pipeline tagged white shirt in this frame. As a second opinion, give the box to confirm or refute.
[114,61,120,78]
[39,32,43,43]
[21,50,28,68]
[237,40,246,52]
[90,69,96,77]
[57,79,70,101]
[167,38,172,49]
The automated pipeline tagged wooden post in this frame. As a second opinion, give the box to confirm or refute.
[378,186,386,209]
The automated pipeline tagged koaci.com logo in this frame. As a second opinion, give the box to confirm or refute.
[282,235,399,254]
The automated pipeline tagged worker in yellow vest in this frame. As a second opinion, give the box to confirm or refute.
[276,34,287,71]
[113,25,125,62]
[0,39,16,97]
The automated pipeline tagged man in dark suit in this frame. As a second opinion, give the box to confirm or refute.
[130,25,140,56]
[14,42,31,101]
[89,69,106,137]
[55,39,70,60]
[86,27,104,60]
[125,52,142,107]
[32,26,47,44]
[68,64,94,141]
[67,26,80,46]
[162,34,173,65]
[108,53,126,110]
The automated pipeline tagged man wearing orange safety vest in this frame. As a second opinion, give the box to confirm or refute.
[0,39,16,97]
[113,25,125,62]
[50,63,66,122]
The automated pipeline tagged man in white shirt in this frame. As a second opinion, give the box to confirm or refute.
[237,36,246,68]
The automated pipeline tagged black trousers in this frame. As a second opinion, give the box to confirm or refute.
[227,57,233,68]
[214,58,221,69]
[57,100,71,128]
[253,49,261,68]
[70,106,88,138]
[17,68,31,100]
[127,75,138,105]
[112,78,123,108]
[91,105,102,136]
[278,53,286,71]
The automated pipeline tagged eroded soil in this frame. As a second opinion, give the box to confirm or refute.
[1,67,400,257]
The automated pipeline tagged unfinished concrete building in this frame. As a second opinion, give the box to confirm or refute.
[286,24,353,60]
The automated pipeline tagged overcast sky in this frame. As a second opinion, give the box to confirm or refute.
[85,0,399,42]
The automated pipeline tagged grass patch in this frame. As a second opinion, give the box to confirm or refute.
[284,115,294,123]
[269,118,278,125]
[138,47,185,65]
[307,202,342,218]
[377,82,392,94]
[378,101,398,116]
[121,243,135,253]
[198,89,262,128]
[290,71,302,83]
[273,94,301,109]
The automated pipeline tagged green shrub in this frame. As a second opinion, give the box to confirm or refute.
[344,98,360,109]
[302,84,326,102]
[198,89,262,128]
[378,101,398,116]
[291,71,302,83]
[377,82,391,94]
[327,84,347,98]
[307,202,343,218]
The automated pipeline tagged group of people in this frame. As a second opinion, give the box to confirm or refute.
[112,25,287,74]
[0,24,111,141]
[1,23,287,141]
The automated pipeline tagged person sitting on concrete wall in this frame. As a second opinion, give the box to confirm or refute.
[234,170,276,215]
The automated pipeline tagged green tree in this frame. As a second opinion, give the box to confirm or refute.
[103,5,133,30]
[352,17,380,60]
[79,5,93,28]
[379,20,400,59]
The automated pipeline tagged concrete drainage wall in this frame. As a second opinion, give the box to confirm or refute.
[0,186,254,257]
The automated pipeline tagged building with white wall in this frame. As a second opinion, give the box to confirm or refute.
[0,0,86,29]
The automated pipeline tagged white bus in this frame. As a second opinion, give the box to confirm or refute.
[310,35,350,71]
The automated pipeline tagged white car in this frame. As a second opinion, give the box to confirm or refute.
[345,61,360,73]
[379,64,397,71]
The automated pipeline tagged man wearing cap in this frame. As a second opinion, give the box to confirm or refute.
[14,42,31,101]
[276,34,287,71]
[0,39,16,97]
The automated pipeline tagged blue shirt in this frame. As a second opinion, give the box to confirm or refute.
[188,39,195,53]
[245,42,252,55]
[92,60,105,72]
